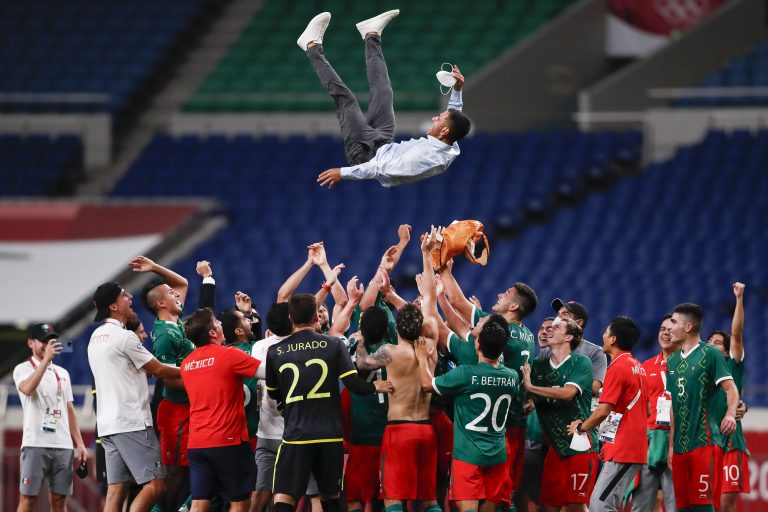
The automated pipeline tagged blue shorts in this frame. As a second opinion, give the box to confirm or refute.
[188,442,256,501]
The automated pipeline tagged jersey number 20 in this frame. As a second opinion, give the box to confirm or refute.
[466,393,512,432]
[279,359,330,403]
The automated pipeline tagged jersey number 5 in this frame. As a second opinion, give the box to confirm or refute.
[279,359,330,403]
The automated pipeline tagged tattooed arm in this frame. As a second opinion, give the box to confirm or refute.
[355,342,393,371]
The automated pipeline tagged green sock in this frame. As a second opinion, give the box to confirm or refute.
[689,506,715,512]
[150,506,164,512]
[495,506,510,512]
[424,504,442,512]
[385,505,403,512]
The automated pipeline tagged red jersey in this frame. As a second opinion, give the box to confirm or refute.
[599,351,648,464]
[180,344,260,449]
[641,353,670,430]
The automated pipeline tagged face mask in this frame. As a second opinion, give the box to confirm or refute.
[436,62,456,95]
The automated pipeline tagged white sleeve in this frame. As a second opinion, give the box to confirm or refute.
[252,342,268,380]
[122,332,154,369]
[12,363,33,397]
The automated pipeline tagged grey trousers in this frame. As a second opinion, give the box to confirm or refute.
[306,36,395,165]
[631,464,676,512]
[589,461,642,512]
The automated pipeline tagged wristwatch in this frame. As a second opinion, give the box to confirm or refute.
[575,422,583,434]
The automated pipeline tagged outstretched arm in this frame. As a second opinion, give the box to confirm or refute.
[390,224,412,268]
[196,260,215,311]
[276,243,318,302]
[359,267,388,311]
[355,342,393,371]
[438,259,475,324]
[731,282,745,363]
[129,255,189,305]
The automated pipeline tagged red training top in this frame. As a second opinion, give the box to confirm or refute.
[599,351,648,464]
[641,353,670,431]
[180,344,260,449]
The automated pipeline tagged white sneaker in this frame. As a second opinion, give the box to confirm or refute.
[355,9,399,40]
[297,12,331,51]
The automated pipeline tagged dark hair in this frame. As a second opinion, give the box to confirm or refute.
[445,109,471,143]
[125,315,141,333]
[396,303,423,342]
[672,303,703,334]
[140,278,167,315]
[608,316,641,351]
[487,314,511,337]
[478,321,507,360]
[361,306,389,346]
[513,282,538,318]
[660,313,672,323]
[219,308,242,343]
[563,318,583,351]
[542,316,555,323]
[708,330,731,354]
[266,302,292,336]
[183,308,216,347]
[289,294,317,326]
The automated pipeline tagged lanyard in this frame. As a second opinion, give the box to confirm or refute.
[29,358,62,401]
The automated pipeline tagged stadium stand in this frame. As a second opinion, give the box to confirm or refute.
[0,135,83,196]
[185,0,578,113]
[673,40,768,107]
[0,0,216,121]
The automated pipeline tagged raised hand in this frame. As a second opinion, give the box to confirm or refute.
[398,224,412,243]
[420,225,440,253]
[129,255,156,273]
[347,276,364,304]
[43,340,62,362]
[452,65,464,91]
[379,246,398,272]
[469,295,482,310]
[310,243,328,266]
[196,260,212,278]
[733,282,745,299]
[235,291,253,316]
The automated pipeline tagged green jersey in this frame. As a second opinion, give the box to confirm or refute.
[531,353,597,457]
[348,338,389,445]
[151,318,195,404]
[232,341,260,438]
[723,357,748,454]
[433,362,518,466]
[666,342,732,453]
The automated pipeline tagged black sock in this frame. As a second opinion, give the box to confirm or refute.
[274,502,295,512]
[322,498,342,512]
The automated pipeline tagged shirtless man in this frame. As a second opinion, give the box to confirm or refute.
[355,228,441,512]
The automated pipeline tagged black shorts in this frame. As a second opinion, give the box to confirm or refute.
[188,442,256,502]
[273,441,344,498]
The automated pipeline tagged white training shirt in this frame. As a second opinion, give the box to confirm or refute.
[13,357,74,449]
[251,334,287,439]
[88,318,154,436]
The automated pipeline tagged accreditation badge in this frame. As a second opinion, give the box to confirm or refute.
[656,393,672,426]
[41,407,61,433]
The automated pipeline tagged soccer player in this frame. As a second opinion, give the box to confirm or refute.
[88,282,181,512]
[14,324,87,512]
[631,315,679,512]
[707,283,749,512]
[567,316,648,512]
[548,299,607,396]
[180,308,261,512]
[266,294,393,512]
[299,11,471,189]
[355,228,442,512]
[666,303,739,511]
[345,306,391,512]
[516,317,554,512]
[439,259,538,502]
[521,317,598,512]
[416,319,519,512]
[131,255,197,512]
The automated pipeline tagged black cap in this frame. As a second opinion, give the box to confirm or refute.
[551,298,589,326]
[27,323,59,342]
[93,282,122,322]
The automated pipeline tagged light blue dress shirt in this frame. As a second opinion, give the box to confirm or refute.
[339,90,464,188]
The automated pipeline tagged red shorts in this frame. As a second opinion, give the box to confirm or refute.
[346,444,382,502]
[429,407,453,483]
[449,459,508,504]
[721,449,750,494]
[538,449,599,507]
[380,422,437,501]
[505,426,526,492]
[157,399,190,466]
[672,444,723,508]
